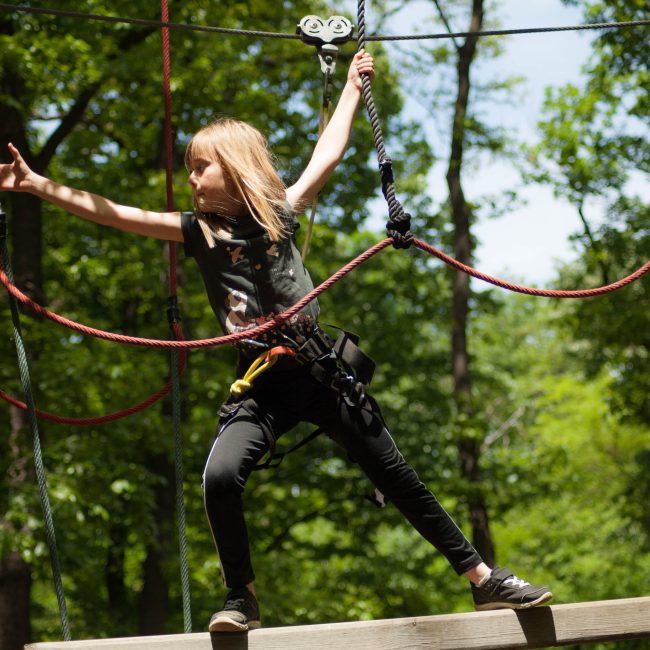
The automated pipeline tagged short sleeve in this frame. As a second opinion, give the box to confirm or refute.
[180,211,196,258]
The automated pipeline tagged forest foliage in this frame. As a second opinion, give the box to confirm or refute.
[0,0,648,647]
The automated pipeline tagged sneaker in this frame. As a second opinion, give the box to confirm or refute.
[472,567,553,611]
[208,587,261,632]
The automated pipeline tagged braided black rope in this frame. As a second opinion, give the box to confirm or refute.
[1,3,647,42]
[357,0,413,248]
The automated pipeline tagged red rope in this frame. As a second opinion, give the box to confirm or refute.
[0,323,187,425]
[2,238,648,351]
[0,6,188,426]
[414,239,650,298]
[160,0,178,295]
[2,237,647,421]
[0,239,392,348]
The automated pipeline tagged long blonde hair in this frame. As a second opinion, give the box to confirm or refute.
[185,118,289,244]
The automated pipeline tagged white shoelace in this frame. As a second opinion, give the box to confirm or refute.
[504,575,530,589]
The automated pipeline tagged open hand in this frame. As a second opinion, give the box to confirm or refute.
[0,143,35,192]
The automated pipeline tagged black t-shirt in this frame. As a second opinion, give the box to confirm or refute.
[181,208,320,349]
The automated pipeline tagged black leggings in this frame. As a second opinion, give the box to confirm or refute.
[203,366,483,588]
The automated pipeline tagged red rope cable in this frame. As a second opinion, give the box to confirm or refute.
[2,238,648,351]
[414,239,650,298]
[160,0,179,295]
[0,239,392,348]
[0,9,188,426]
[0,323,187,425]
[2,237,647,420]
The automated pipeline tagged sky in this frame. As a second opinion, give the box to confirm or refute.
[334,0,611,286]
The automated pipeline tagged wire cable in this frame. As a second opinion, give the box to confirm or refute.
[0,209,71,641]
[0,3,647,42]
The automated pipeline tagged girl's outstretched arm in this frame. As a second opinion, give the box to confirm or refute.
[0,143,183,242]
[285,49,374,213]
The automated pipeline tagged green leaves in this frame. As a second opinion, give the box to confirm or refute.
[1,0,648,641]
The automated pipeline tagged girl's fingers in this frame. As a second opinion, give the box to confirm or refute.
[7,142,21,162]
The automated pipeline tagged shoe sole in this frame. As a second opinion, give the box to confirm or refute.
[475,591,553,611]
[209,617,261,633]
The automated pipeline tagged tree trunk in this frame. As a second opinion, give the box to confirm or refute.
[0,184,44,650]
[0,552,31,650]
[138,454,175,635]
[106,521,130,628]
[445,0,495,567]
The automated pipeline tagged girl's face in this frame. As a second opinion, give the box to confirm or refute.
[188,157,240,215]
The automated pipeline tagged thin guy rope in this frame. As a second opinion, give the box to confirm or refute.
[414,239,650,298]
[0,3,647,42]
[0,214,71,641]
[3,237,649,354]
[0,348,186,424]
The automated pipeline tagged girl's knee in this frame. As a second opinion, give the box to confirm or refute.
[203,458,247,498]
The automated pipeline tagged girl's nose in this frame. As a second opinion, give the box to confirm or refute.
[188,172,197,188]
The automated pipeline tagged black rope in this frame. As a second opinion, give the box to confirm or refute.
[170,344,192,632]
[0,3,647,42]
[0,205,71,641]
[357,0,412,248]
[0,3,300,39]
[365,19,650,41]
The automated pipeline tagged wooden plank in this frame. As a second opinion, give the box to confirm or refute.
[25,596,650,650]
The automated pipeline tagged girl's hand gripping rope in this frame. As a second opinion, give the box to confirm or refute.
[348,49,375,90]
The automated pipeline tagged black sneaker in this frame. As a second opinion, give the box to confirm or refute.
[208,587,261,632]
[472,567,553,611]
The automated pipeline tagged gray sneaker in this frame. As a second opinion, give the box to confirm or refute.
[472,567,553,611]
[208,587,261,632]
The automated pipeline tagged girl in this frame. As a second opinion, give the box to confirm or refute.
[1,51,551,632]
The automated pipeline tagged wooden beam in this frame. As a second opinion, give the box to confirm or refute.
[25,596,650,650]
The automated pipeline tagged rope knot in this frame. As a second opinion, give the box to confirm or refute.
[230,378,252,398]
[386,208,413,249]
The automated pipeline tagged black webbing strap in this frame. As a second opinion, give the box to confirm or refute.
[332,329,375,386]
[253,426,324,471]
[252,327,376,471]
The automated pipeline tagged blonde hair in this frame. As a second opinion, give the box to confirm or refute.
[185,118,289,244]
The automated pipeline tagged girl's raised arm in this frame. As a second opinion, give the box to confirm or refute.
[0,143,183,242]
[285,50,374,213]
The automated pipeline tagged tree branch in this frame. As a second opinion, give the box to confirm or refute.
[35,27,156,171]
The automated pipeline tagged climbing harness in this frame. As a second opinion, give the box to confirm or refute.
[297,15,355,261]
[223,326,377,472]
[295,326,376,408]
[238,326,387,512]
